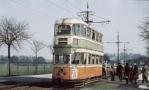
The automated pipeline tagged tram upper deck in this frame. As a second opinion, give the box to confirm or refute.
[54,18,103,47]
[53,18,104,65]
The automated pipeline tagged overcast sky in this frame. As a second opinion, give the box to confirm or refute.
[0,0,149,59]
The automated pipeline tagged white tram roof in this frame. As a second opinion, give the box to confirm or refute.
[55,18,102,35]
[55,18,88,26]
[55,18,98,30]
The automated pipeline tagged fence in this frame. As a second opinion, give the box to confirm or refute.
[0,62,53,76]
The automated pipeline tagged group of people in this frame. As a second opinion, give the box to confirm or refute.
[108,63,148,84]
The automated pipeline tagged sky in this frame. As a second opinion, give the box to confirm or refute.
[0,0,149,59]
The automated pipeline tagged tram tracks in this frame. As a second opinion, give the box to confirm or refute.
[0,77,105,89]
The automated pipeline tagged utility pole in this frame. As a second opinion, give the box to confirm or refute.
[123,43,127,64]
[106,32,129,64]
[117,32,120,64]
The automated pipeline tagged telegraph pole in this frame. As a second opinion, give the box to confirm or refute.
[117,32,120,64]
[106,32,129,64]
[123,43,127,64]
[123,44,132,64]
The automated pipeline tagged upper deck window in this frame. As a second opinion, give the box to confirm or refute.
[81,25,86,37]
[87,27,91,38]
[96,32,99,42]
[99,34,103,42]
[72,24,80,35]
[92,31,95,40]
[55,25,71,35]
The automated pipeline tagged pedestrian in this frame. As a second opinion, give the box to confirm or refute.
[109,65,115,81]
[116,63,123,81]
[102,63,106,79]
[130,64,134,83]
[141,63,148,83]
[133,63,138,84]
[124,63,130,84]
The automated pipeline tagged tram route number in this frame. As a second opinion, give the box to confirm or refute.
[71,69,78,79]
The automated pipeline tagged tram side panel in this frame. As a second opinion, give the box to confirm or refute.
[71,65,103,80]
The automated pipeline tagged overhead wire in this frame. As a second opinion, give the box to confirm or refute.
[65,0,82,11]
[9,0,53,18]
[94,15,110,21]
[46,0,77,16]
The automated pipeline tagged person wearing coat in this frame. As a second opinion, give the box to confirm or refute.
[109,65,115,81]
[124,63,130,84]
[133,64,138,83]
[141,64,148,83]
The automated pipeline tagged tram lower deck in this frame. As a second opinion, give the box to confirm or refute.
[52,18,105,83]
[52,64,102,83]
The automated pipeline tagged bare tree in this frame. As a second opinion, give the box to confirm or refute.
[139,17,149,40]
[31,40,46,58]
[47,44,54,62]
[48,44,54,54]
[139,17,149,55]
[0,17,31,76]
[30,40,46,74]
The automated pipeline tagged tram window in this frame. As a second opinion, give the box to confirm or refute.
[98,34,100,42]
[83,26,87,37]
[57,25,71,35]
[92,31,95,40]
[96,55,99,64]
[96,32,99,42]
[87,28,91,38]
[76,24,80,35]
[72,24,80,36]
[55,55,59,64]
[84,59,86,64]
[58,42,67,45]
[92,55,95,64]
[63,55,70,64]
[71,53,80,64]
[54,55,70,64]
[84,53,87,64]
[88,54,91,64]
[81,25,86,37]
[72,24,76,35]
[59,56,64,64]
[80,53,84,64]
[100,56,103,63]
[99,34,103,42]
[80,25,83,36]
[96,58,98,64]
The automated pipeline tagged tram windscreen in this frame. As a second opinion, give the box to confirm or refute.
[55,25,71,35]
[55,55,70,64]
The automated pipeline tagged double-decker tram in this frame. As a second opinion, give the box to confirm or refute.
[52,18,104,84]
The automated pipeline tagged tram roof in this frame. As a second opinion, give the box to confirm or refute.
[55,18,88,26]
[55,18,102,34]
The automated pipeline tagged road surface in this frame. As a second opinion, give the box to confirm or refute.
[0,74,149,90]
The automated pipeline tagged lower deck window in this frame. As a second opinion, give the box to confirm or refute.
[55,55,70,64]
[54,53,103,65]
